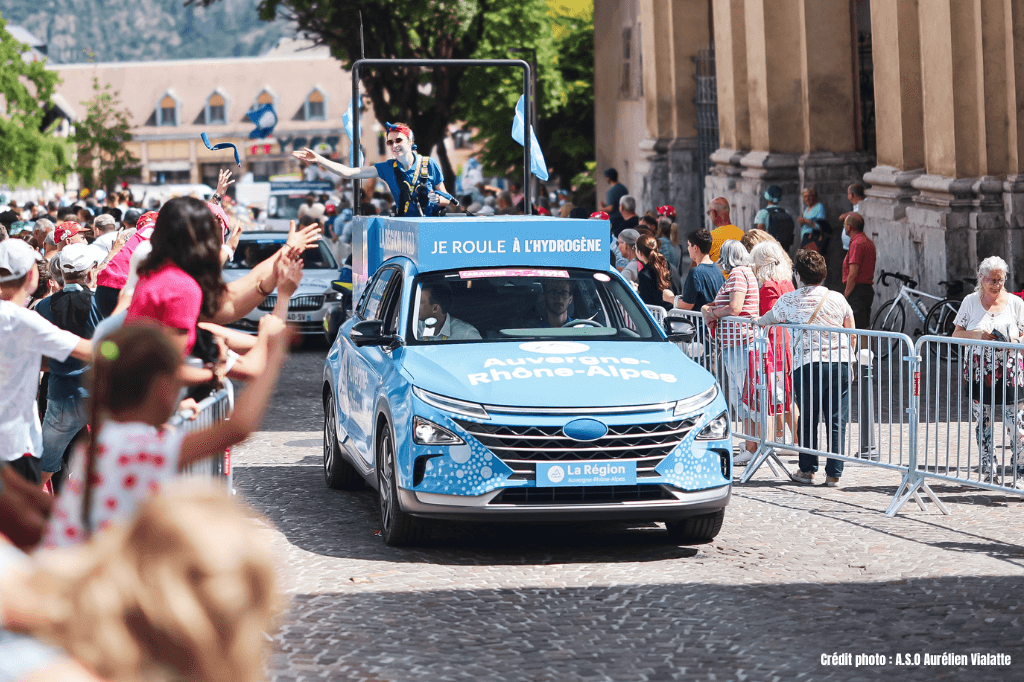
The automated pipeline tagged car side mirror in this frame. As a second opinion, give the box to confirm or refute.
[664,318,696,343]
[331,280,350,294]
[350,319,394,347]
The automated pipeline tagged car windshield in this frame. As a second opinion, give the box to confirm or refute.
[225,239,338,270]
[267,194,311,220]
[407,268,659,344]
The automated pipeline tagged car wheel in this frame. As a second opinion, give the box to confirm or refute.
[665,509,725,545]
[376,423,426,546]
[323,393,362,490]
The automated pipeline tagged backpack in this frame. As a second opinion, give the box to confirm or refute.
[765,206,795,250]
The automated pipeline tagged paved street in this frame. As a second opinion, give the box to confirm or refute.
[235,346,1024,682]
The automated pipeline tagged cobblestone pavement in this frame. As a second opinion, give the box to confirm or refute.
[235,347,1024,682]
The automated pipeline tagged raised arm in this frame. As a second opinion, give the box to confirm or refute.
[292,148,378,180]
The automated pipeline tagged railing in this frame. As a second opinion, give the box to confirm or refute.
[167,382,234,491]
[667,311,1024,516]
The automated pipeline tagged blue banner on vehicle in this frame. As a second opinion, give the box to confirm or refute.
[366,216,609,273]
[535,460,637,487]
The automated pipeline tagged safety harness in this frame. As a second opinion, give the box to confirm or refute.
[394,154,432,216]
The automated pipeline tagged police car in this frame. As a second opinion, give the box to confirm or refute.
[322,216,731,545]
[224,232,344,335]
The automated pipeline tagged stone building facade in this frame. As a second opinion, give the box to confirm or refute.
[596,0,1024,303]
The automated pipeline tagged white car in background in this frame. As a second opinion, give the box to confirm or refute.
[223,232,344,336]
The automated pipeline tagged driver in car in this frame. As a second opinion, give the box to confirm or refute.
[538,280,575,327]
[416,282,481,341]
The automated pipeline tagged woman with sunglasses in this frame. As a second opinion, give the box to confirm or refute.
[952,256,1024,486]
[293,122,450,217]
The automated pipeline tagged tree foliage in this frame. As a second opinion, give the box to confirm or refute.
[456,2,594,187]
[194,0,594,191]
[0,12,72,185]
[73,77,139,191]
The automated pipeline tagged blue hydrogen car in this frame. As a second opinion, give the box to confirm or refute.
[322,216,731,545]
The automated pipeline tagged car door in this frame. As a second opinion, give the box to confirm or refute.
[345,266,401,465]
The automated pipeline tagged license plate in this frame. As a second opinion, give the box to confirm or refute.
[286,312,312,322]
[536,461,637,487]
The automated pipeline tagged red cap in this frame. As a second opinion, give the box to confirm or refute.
[54,221,85,244]
[537,207,550,216]
[657,205,677,219]
[590,211,610,220]
[325,203,337,215]
[136,211,159,236]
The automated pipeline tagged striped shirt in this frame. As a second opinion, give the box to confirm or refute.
[710,266,759,345]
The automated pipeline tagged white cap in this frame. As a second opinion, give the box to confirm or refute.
[0,239,43,282]
[59,243,104,274]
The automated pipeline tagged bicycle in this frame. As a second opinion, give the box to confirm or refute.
[871,272,966,359]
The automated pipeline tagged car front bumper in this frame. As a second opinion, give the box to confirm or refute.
[397,483,730,522]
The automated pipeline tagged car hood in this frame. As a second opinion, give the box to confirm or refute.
[222,268,338,291]
[400,340,715,409]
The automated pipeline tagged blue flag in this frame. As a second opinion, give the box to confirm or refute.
[511,95,549,181]
[200,132,241,166]
[341,106,365,167]
[246,104,278,140]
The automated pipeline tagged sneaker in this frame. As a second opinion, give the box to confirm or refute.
[733,449,753,466]
[791,469,814,484]
[825,476,840,487]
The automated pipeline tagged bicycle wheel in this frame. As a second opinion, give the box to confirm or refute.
[924,298,960,361]
[872,300,906,359]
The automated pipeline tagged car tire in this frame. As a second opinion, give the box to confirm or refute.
[665,509,725,545]
[376,423,426,546]
[323,394,362,490]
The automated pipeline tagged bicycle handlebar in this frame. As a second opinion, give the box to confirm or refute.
[879,270,917,289]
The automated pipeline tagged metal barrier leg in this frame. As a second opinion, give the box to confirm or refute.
[886,471,951,517]
[739,444,792,483]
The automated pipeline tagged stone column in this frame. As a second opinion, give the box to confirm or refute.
[637,0,710,229]
[708,0,871,249]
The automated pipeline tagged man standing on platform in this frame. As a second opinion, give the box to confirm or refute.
[601,168,629,230]
[842,213,875,329]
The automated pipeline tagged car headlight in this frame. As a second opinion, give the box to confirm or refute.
[695,411,730,441]
[412,387,490,420]
[412,417,465,445]
[325,292,345,302]
[673,385,718,416]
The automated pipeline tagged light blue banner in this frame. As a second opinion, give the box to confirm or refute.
[367,216,609,273]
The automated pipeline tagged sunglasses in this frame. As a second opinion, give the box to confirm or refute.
[385,138,408,147]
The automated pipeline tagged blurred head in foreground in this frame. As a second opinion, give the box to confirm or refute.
[22,486,281,682]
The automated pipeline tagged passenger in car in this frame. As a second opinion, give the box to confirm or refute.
[416,282,481,341]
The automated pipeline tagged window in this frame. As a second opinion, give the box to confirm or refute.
[406,268,658,345]
[620,28,632,98]
[207,92,226,124]
[306,89,326,120]
[159,95,177,126]
[360,268,396,320]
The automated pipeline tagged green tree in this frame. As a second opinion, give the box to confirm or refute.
[456,2,594,188]
[193,0,559,188]
[0,12,72,185]
[72,77,140,192]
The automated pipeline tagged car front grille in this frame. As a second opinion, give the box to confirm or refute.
[490,485,674,505]
[257,294,325,312]
[453,418,696,481]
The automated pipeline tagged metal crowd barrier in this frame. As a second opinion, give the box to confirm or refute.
[911,335,1024,507]
[669,310,952,516]
[167,381,234,491]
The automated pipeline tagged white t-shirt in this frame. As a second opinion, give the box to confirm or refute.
[92,231,118,253]
[768,286,855,367]
[43,420,185,547]
[953,292,1024,340]
[0,301,79,460]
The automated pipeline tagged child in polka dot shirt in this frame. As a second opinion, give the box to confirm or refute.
[44,316,289,547]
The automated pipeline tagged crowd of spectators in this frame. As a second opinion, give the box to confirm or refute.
[0,172,317,680]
